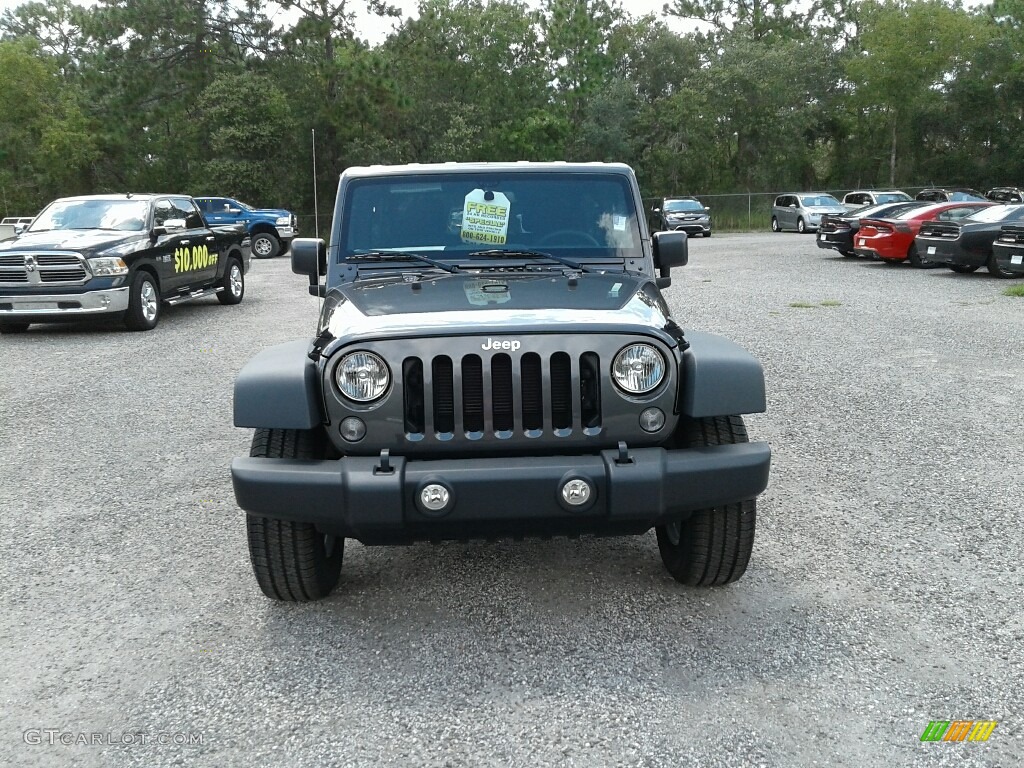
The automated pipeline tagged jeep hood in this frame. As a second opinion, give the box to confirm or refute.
[319,272,680,345]
[0,229,144,255]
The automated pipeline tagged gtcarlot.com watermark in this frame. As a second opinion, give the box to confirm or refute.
[24,729,204,747]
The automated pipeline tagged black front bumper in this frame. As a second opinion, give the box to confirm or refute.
[231,443,771,544]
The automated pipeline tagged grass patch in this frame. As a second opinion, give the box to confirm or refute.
[1004,284,1024,297]
[819,300,842,307]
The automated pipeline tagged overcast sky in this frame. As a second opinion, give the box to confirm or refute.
[0,0,689,45]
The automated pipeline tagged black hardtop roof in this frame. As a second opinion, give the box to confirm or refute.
[339,161,636,181]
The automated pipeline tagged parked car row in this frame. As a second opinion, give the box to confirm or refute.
[815,198,1024,277]
[772,187,1022,235]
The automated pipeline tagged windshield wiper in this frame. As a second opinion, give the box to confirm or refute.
[467,249,594,273]
[349,251,459,273]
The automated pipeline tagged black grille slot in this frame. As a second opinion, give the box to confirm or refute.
[520,353,543,430]
[579,352,601,429]
[462,355,484,432]
[403,358,424,434]
[491,353,514,431]
[40,268,87,282]
[0,269,27,282]
[550,352,572,429]
[37,254,82,266]
[432,356,455,433]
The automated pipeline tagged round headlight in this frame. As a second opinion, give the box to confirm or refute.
[335,351,390,402]
[612,344,665,395]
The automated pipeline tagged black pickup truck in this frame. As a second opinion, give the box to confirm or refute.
[0,194,251,333]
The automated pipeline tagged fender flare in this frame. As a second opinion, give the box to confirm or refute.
[234,340,323,429]
[679,330,766,417]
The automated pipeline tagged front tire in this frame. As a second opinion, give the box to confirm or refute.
[655,416,757,586]
[251,232,280,259]
[124,271,160,331]
[796,217,806,234]
[771,217,780,233]
[246,428,343,601]
[217,256,245,305]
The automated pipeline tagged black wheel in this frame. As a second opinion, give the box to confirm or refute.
[251,232,280,259]
[704,231,711,238]
[246,428,343,601]
[907,243,935,268]
[796,217,806,234]
[655,416,757,586]
[217,256,245,305]
[986,252,1016,278]
[771,217,780,233]
[0,322,30,334]
[949,264,979,274]
[124,271,160,331]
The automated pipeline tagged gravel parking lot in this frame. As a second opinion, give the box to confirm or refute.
[1,233,1021,767]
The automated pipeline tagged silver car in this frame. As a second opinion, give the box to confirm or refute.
[771,193,846,233]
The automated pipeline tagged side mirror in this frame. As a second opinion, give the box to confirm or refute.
[652,231,687,288]
[292,237,328,296]
[704,207,711,212]
[652,207,661,213]
[13,225,25,235]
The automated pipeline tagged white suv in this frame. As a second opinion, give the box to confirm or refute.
[841,190,912,211]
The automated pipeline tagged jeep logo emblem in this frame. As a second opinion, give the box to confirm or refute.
[481,337,521,351]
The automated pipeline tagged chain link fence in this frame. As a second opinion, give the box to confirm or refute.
[297,185,952,240]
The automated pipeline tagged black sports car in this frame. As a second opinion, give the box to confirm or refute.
[815,201,928,257]
[915,204,1024,277]
[991,224,1024,277]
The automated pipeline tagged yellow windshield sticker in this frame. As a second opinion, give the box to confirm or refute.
[461,189,510,245]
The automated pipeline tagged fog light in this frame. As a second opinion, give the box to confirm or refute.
[339,417,366,442]
[639,407,666,433]
[420,484,450,512]
[561,478,592,507]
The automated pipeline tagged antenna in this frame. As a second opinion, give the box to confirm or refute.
[312,128,319,240]
[312,128,323,318]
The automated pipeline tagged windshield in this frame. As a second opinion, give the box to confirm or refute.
[339,172,642,262]
[876,192,912,203]
[800,195,841,207]
[663,199,704,213]
[948,191,986,202]
[965,204,1024,223]
[233,200,254,210]
[29,199,150,232]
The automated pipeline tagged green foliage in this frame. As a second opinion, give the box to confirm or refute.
[0,0,1019,221]
[0,39,96,215]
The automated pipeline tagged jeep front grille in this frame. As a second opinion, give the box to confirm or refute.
[402,352,602,439]
[0,252,89,286]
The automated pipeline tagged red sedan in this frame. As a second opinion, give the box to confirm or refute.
[854,201,995,267]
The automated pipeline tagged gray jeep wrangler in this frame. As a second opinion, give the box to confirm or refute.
[231,162,771,601]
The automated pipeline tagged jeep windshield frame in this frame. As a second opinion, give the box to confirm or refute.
[333,171,645,273]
